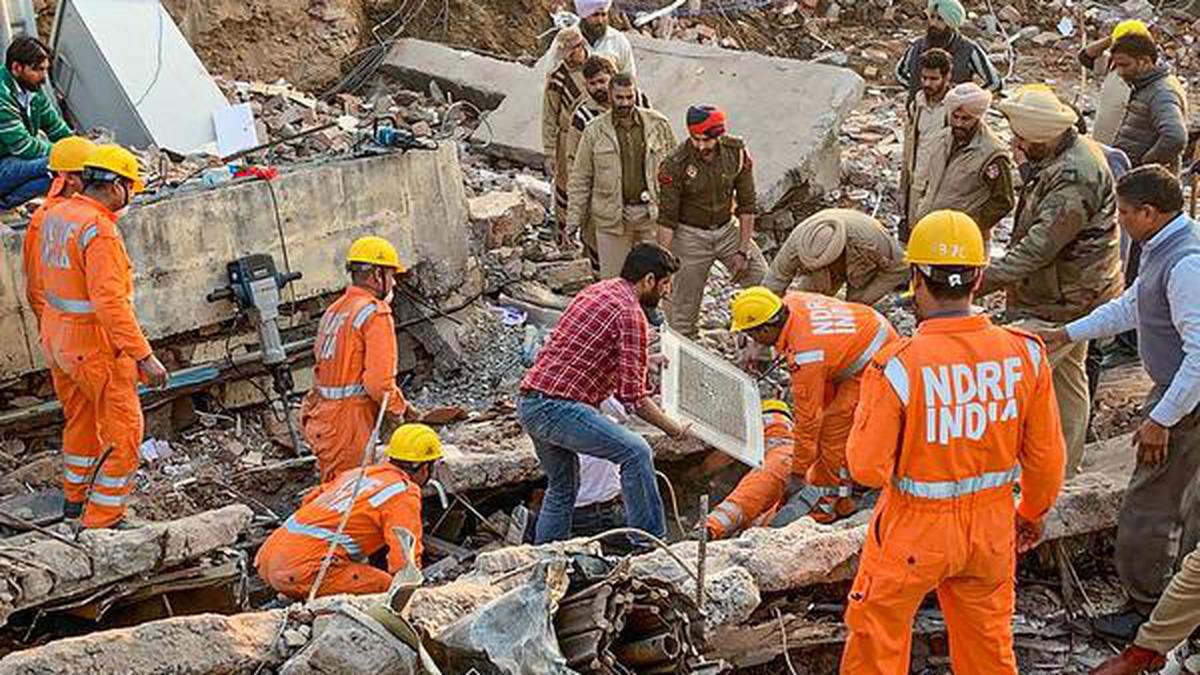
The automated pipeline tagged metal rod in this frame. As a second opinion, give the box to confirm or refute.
[697,494,708,610]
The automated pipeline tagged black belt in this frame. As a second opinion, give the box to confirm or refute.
[576,496,622,514]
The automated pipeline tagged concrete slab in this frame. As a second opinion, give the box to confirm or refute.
[381,36,864,209]
[0,145,470,380]
[376,40,534,111]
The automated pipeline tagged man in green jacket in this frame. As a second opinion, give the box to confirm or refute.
[0,36,72,210]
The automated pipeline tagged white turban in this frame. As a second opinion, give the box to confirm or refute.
[997,84,1078,144]
[574,0,612,19]
[795,211,849,270]
[943,83,992,119]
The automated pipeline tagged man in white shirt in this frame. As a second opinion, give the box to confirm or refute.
[1039,165,1200,643]
[575,0,636,77]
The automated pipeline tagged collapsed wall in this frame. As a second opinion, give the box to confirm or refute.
[0,145,470,381]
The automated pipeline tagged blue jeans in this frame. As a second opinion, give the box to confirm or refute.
[0,155,50,209]
[516,392,665,544]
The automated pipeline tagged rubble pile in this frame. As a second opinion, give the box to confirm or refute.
[0,506,252,630]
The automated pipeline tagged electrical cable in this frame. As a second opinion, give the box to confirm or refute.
[655,470,690,536]
[306,391,391,603]
[131,3,166,108]
[775,607,801,675]
[263,177,300,323]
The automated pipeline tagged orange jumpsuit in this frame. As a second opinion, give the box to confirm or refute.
[37,194,153,528]
[840,314,1066,675]
[22,175,69,325]
[707,407,794,539]
[255,462,423,599]
[775,292,897,511]
[301,286,408,483]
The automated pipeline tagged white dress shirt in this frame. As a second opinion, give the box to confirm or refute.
[1066,214,1200,427]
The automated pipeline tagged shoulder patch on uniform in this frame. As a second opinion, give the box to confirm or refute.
[985,161,1002,181]
[658,168,674,186]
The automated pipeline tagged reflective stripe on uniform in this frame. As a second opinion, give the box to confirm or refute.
[88,491,126,507]
[710,503,743,532]
[63,453,97,468]
[367,482,408,508]
[94,474,131,490]
[793,349,825,366]
[45,292,96,315]
[893,466,1022,500]
[837,314,893,381]
[64,468,89,484]
[352,303,378,330]
[765,437,792,450]
[79,224,99,251]
[883,357,910,406]
[284,515,364,557]
[1024,337,1042,379]
[317,383,368,400]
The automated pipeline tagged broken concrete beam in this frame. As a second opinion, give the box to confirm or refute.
[376,39,533,111]
[468,189,546,250]
[0,505,253,628]
[438,423,708,494]
[379,37,862,209]
[0,610,286,674]
[0,147,470,380]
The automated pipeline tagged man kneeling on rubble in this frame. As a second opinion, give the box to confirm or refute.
[728,286,897,523]
[705,399,795,539]
[255,423,441,600]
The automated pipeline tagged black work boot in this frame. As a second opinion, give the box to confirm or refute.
[1093,609,1150,642]
[62,500,84,520]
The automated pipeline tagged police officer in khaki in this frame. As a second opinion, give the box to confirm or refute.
[657,105,767,338]
[568,72,676,279]
[980,84,1123,476]
[763,208,908,306]
[910,82,1013,248]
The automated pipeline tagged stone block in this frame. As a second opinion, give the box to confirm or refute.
[469,189,545,249]
[530,259,594,293]
[280,610,417,675]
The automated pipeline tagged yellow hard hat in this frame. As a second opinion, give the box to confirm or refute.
[1112,19,1150,41]
[346,236,405,272]
[385,424,443,463]
[730,286,784,332]
[82,144,144,193]
[48,136,97,173]
[905,210,988,267]
[761,399,791,416]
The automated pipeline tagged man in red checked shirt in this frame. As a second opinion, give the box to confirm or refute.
[518,243,690,549]
[656,104,768,338]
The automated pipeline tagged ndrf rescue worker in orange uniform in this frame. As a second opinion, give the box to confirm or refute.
[22,136,96,326]
[729,286,897,523]
[301,236,418,483]
[840,210,1067,675]
[255,423,440,599]
[706,399,795,539]
[38,145,169,527]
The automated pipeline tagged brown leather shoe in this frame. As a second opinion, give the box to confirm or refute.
[1090,646,1167,674]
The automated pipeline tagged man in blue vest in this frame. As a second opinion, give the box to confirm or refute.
[1039,164,1200,644]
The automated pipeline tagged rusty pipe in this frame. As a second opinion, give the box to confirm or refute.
[614,632,681,667]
